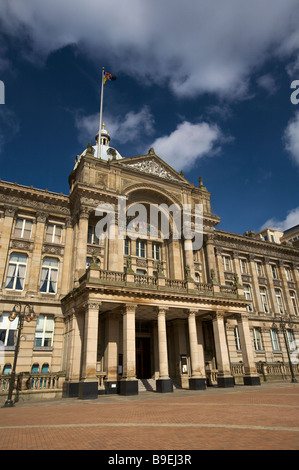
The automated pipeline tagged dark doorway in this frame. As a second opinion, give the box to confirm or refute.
[136,337,151,378]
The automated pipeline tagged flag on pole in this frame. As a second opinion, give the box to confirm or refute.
[104,72,117,84]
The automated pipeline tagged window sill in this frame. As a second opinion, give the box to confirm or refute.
[33,347,53,352]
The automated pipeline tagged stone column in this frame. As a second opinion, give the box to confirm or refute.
[60,218,74,295]
[212,312,234,387]
[105,312,120,394]
[248,255,263,313]
[237,313,260,385]
[187,310,206,389]
[204,234,219,284]
[74,207,90,284]
[63,309,84,398]
[156,307,173,393]
[79,302,100,399]
[119,304,138,395]
[108,218,124,272]
[184,238,195,280]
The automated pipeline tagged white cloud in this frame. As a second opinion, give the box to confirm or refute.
[1,1,299,99]
[261,207,299,231]
[256,74,279,95]
[284,111,299,166]
[149,121,225,171]
[74,105,154,147]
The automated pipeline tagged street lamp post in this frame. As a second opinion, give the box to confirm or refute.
[3,302,35,407]
[272,316,297,384]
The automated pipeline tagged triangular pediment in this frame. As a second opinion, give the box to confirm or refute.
[116,149,189,185]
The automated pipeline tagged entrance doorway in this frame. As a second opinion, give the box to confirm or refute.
[136,337,151,379]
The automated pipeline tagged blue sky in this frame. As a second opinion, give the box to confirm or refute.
[0,1,299,235]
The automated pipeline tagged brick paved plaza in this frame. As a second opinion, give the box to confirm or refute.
[0,382,298,451]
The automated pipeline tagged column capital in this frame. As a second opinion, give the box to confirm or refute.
[79,206,91,219]
[84,301,101,311]
[121,304,137,315]
[156,306,169,316]
[212,311,225,320]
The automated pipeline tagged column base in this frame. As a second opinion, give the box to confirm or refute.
[78,380,98,400]
[189,377,206,390]
[104,381,119,394]
[217,376,234,388]
[62,381,79,398]
[156,379,173,393]
[243,375,261,386]
[119,380,138,396]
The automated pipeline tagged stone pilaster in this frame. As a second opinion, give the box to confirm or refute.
[237,313,260,385]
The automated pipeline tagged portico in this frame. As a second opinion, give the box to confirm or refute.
[62,268,260,399]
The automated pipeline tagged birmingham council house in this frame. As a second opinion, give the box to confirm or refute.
[0,126,298,402]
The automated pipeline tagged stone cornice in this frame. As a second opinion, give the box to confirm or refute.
[214,229,299,262]
[0,180,70,216]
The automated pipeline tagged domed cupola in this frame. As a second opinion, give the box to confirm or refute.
[74,123,123,169]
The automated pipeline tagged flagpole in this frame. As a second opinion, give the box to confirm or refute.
[98,66,105,160]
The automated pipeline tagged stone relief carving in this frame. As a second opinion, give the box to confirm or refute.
[120,159,181,182]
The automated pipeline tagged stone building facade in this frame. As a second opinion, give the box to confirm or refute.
[0,128,298,400]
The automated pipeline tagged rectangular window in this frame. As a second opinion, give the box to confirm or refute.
[239,258,248,274]
[152,243,160,260]
[34,315,54,347]
[222,255,232,271]
[124,238,130,256]
[256,261,263,277]
[234,326,241,351]
[253,328,263,351]
[243,284,253,312]
[270,264,278,279]
[259,286,270,314]
[14,218,33,239]
[5,253,28,291]
[270,329,280,351]
[286,330,296,352]
[285,267,292,281]
[40,257,59,294]
[290,291,298,316]
[46,224,62,244]
[275,289,284,314]
[87,225,100,245]
[136,240,146,258]
[0,313,18,347]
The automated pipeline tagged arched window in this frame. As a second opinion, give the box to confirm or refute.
[41,363,49,373]
[31,363,39,373]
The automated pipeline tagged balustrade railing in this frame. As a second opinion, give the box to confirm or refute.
[86,268,240,298]
[0,372,65,393]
